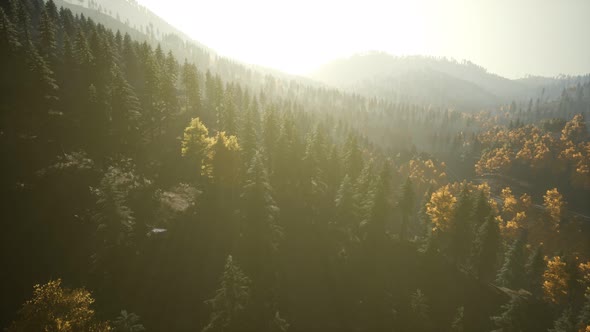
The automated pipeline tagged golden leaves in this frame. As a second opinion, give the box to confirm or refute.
[8,279,111,332]
[543,256,569,305]
[543,188,564,229]
[475,146,513,176]
[426,185,457,232]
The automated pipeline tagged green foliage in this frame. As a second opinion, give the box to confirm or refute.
[450,306,464,332]
[113,310,145,332]
[496,236,527,289]
[410,289,432,332]
[471,214,501,281]
[548,308,575,332]
[203,255,251,332]
[490,295,527,332]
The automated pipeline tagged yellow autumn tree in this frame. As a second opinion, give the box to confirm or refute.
[475,146,513,175]
[426,185,457,232]
[543,188,565,229]
[502,211,527,238]
[580,261,590,295]
[501,187,518,216]
[181,117,215,175]
[543,256,569,304]
[206,131,241,185]
[8,279,111,332]
[401,158,448,195]
[561,114,588,144]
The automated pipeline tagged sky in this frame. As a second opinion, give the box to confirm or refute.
[136,0,590,79]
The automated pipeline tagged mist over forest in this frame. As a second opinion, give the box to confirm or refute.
[0,0,589,331]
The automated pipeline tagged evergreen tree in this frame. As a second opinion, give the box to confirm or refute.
[450,186,473,263]
[472,190,492,226]
[410,289,432,332]
[451,306,465,332]
[239,151,282,277]
[525,244,546,297]
[202,255,251,332]
[342,133,363,179]
[496,235,527,289]
[181,59,200,117]
[398,177,415,240]
[471,214,501,281]
[334,174,355,231]
[490,295,527,332]
[549,307,575,332]
[240,100,260,165]
[38,8,56,64]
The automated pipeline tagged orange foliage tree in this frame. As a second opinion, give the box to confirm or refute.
[8,279,111,332]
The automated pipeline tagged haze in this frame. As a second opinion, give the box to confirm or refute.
[136,0,590,78]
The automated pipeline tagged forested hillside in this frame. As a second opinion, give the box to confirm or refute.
[1,0,589,331]
[311,52,590,111]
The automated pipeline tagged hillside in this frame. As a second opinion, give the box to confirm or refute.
[1,1,589,331]
[311,52,590,111]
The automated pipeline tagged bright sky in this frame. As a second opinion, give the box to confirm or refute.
[136,0,590,79]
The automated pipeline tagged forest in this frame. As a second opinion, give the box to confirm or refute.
[0,0,589,331]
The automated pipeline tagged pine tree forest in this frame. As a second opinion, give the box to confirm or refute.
[1,1,589,331]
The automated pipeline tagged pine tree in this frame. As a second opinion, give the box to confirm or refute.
[181,59,200,117]
[577,295,590,332]
[525,244,546,297]
[496,235,527,289]
[202,255,251,332]
[549,307,575,332]
[240,151,281,268]
[362,162,392,245]
[113,310,145,332]
[450,186,473,262]
[490,295,527,332]
[471,190,492,226]
[470,214,501,281]
[334,174,355,230]
[240,99,259,165]
[38,8,56,64]
[262,104,279,169]
[342,133,363,179]
[450,306,464,332]
[410,289,432,332]
[108,67,141,149]
[398,177,415,240]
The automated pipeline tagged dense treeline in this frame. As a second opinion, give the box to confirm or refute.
[1,0,589,331]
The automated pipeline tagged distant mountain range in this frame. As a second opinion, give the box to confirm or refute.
[310,52,590,111]
[58,1,589,112]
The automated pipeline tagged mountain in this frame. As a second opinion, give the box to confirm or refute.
[310,52,589,111]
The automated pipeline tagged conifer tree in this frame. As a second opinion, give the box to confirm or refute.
[450,306,465,332]
[549,307,575,332]
[525,244,546,297]
[181,59,200,117]
[38,8,56,64]
[202,255,251,332]
[334,174,355,231]
[496,235,527,289]
[450,186,473,262]
[342,133,363,179]
[471,214,501,281]
[410,289,432,332]
[240,100,260,165]
[398,177,415,240]
[490,295,527,332]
